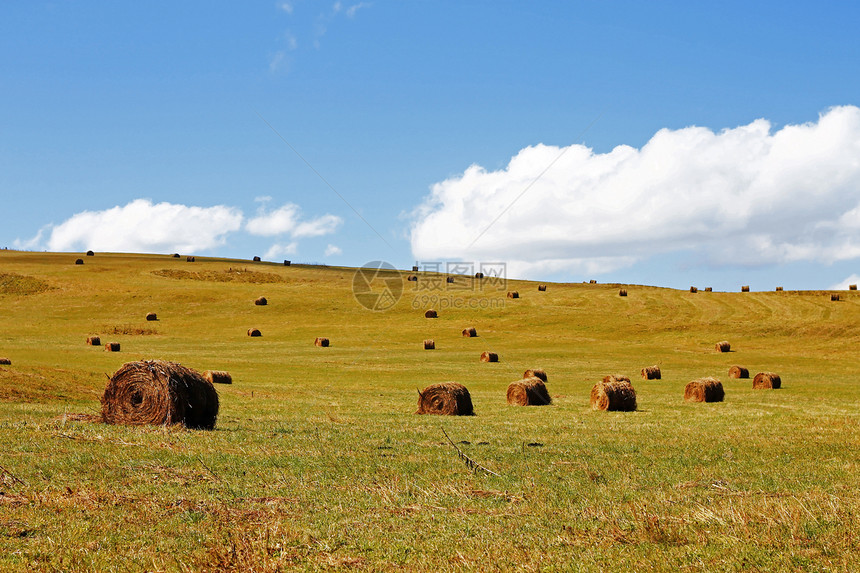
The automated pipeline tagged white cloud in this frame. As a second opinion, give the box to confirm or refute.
[325,244,342,256]
[28,199,243,254]
[264,242,298,260]
[346,2,369,17]
[278,2,294,14]
[246,203,343,238]
[830,274,860,290]
[410,106,860,278]
[269,50,288,72]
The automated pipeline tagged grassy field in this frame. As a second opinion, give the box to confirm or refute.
[1,250,859,572]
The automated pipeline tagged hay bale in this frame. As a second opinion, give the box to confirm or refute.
[203,370,232,385]
[446,276,455,283]
[480,351,498,363]
[507,291,519,299]
[507,376,552,406]
[86,250,94,256]
[104,342,121,352]
[619,288,628,297]
[690,286,697,293]
[101,360,218,429]
[86,335,101,346]
[831,293,840,301]
[741,285,750,292]
[314,337,330,347]
[253,256,261,262]
[589,279,597,284]
[172,253,181,258]
[75,258,84,265]
[283,260,291,266]
[416,382,474,415]
[684,377,724,402]
[462,327,478,337]
[145,312,158,321]
[475,272,484,279]
[0,358,10,365]
[412,266,419,272]
[776,286,783,291]
[753,372,781,389]
[523,368,547,382]
[728,365,749,379]
[423,339,435,350]
[254,296,268,306]
[704,287,713,292]
[641,365,661,380]
[247,328,262,337]
[424,309,438,318]
[715,340,731,353]
[407,275,418,282]
[538,284,547,291]
[850,284,857,291]
[186,256,195,262]
[590,375,636,411]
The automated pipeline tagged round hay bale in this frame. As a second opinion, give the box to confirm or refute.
[0,358,11,365]
[753,372,781,389]
[314,337,330,347]
[86,336,101,346]
[641,365,661,380]
[589,279,597,284]
[619,288,628,297]
[86,250,94,256]
[507,291,519,299]
[104,342,121,352]
[247,328,262,337]
[590,375,636,411]
[254,296,268,306]
[728,365,749,379]
[741,286,750,292]
[416,382,474,416]
[684,377,724,402]
[186,256,195,262]
[704,287,713,292]
[507,376,552,406]
[203,370,232,385]
[538,284,547,291]
[145,312,158,321]
[172,253,181,258]
[424,309,438,319]
[475,272,484,279]
[690,286,698,293]
[253,256,261,262]
[412,266,419,272]
[75,258,84,265]
[423,339,435,350]
[775,286,783,291]
[283,260,291,266]
[406,275,418,282]
[715,340,731,353]
[480,351,498,363]
[101,360,218,429]
[831,293,840,301]
[462,327,478,337]
[523,368,547,382]
[446,276,455,283]
[850,284,857,291]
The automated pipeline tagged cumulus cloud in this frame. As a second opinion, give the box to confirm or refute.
[410,106,860,278]
[246,203,342,238]
[325,244,342,256]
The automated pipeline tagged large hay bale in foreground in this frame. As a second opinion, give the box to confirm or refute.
[101,360,219,429]
[590,375,636,411]
[423,339,435,350]
[247,328,262,337]
[507,376,552,406]
[254,296,268,306]
[728,365,749,379]
[753,372,781,389]
[641,365,661,380]
[523,368,547,382]
[424,309,438,318]
[684,377,724,402]
[104,342,121,352]
[480,351,498,363]
[145,312,158,321]
[86,336,101,346]
[0,358,10,365]
[203,370,232,385]
[416,382,474,415]
[315,337,330,347]
[538,284,547,291]
[462,327,478,337]
[715,340,731,353]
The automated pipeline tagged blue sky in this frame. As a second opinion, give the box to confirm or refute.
[3,1,860,290]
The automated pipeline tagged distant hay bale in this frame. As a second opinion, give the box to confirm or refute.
[589,279,597,284]
[254,296,268,306]
[0,358,10,365]
[172,253,181,258]
[480,351,498,363]
[641,365,661,380]
[753,372,781,389]
[831,293,840,301]
[507,291,519,299]
[283,260,291,266]
[101,360,218,429]
[104,342,121,352]
[446,276,455,283]
[145,312,158,321]
[412,266,419,272]
[86,250,94,256]
[776,286,783,291]
[462,327,478,337]
[407,275,418,282]
[423,339,435,350]
[475,272,484,279]
[684,377,724,402]
[507,376,552,406]
[741,286,750,292]
[86,335,101,346]
[690,286,697,293]
[186,256,195,262]
[424,309,438,318]
[314,337,330,347]
[619,289,628,296]
[850,284,857,291]
[75,259,84,265]
[415,382,474,416]
[728,365,749,379]
[715,340,731,353]
[247,328,261,337]
[523,368,547,382]
[203,370,232,385]
[704,287,713,292]
[253,256,261,262]
[538,284,547,291]
[590,375,636,411]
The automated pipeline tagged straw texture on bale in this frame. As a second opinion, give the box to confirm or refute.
[480,351,498,363]
[684,377,724,402]
[741,286,750,292]
[424,309,438,318]
[538,284,547,291]
[0,358,10,365]
[247,328,261,337]
[254,296,268,306]
[590,375,637,411]
[641,365,661,380]
[86,250,94,256]
[831,294,840,301]
[315,337,330,347]
[507,376,552,406]
[203,370,232,385]
[753,372,781,389]
[704,287,713,292]
[415,382,474,416]
[407,275,418,282]
[101,360,219,429]
[253,256,261,262]
[475,272,484,279]
[850,284,857,291]
[715,340,731,353]
[462,327,478,337]
[619,289,628,296]
[690,286,697,293]
[507,291,519,299]
[104,342,121,352]
[423,339,435,350]
[86,336,101,346]
[523,368,547,382]
[145,312,158,321]
[446,276,455,283]
[75,259,84,265]
[728,365,749,379]
[284,260,291,266]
